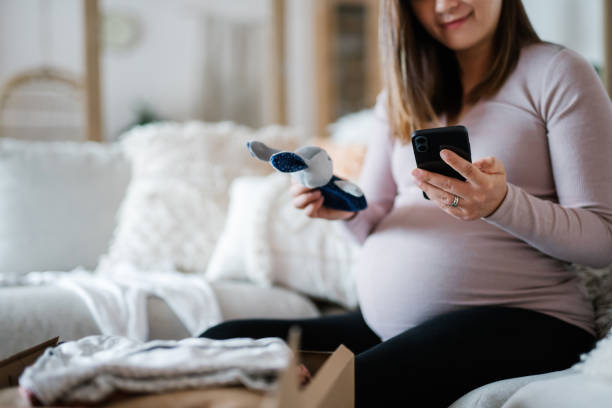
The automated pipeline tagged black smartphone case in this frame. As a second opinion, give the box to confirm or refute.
[411,125,472,199]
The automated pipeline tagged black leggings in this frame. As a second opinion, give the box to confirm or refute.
[200,306,595,407]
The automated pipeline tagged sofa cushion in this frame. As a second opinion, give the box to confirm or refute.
[211,281,319,321]
[0,139,130,274]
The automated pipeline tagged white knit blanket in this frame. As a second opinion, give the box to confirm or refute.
[0,265,221,340]
[19,335,291,405]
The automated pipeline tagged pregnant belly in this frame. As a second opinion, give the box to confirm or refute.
[353,206,569,341]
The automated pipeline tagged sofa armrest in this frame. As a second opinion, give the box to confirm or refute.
[501,372,612,408]
[449,369,577,408]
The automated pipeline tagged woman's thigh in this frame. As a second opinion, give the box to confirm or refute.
[200,309,382,354]
[355,306,595,408]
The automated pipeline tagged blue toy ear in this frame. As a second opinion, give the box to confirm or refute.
[270,152,308,173]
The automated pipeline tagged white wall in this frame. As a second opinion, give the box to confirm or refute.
[100,0,272,139]
[523,0,604,67]
[0,0,82,88]
[0,0,604,141]
[101,0,201,138]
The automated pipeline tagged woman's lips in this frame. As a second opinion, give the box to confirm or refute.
[441,11,473,30]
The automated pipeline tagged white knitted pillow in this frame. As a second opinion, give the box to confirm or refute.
[98,121,300,275]
[207,173,360,308]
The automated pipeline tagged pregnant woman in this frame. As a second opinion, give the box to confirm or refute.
[201,0,612,406]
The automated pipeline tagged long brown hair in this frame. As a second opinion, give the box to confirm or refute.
[380,0,541,142]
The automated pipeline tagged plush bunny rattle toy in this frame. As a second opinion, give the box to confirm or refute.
[247,141,367,212]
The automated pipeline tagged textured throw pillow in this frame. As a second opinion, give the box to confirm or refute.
[206,173,360,309]
[572,263,612,338]
[97,121,300,275]
[0,138,130,273]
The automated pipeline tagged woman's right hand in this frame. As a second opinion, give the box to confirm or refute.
[290,181,356,221]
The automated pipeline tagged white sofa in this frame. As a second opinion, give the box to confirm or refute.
[1,122,611,407]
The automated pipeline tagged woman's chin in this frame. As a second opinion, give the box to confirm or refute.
[439,36,486,53]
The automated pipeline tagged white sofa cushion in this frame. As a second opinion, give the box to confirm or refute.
[98,122,300,275]
[207,173,359,308]
[0,139,130,273]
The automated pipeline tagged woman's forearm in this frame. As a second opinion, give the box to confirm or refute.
[484,183,612,268]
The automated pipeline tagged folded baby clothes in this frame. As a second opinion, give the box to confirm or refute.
[19,335,291,406]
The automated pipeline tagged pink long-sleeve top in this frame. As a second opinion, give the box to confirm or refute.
[344,43,612,341]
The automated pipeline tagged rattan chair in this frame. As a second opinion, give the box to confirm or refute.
[0,67,86,141]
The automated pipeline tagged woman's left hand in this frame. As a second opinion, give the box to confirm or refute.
[411,149,508,220]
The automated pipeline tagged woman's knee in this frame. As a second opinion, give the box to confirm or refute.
[200,320,247,339]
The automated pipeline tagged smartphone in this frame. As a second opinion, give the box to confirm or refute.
[411,125,472,200]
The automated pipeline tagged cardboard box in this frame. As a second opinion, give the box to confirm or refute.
[0,337,58,389]
[0,330,354,408]
[274,346,354,408]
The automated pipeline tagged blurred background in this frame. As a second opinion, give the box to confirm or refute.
[0,0,607,142]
